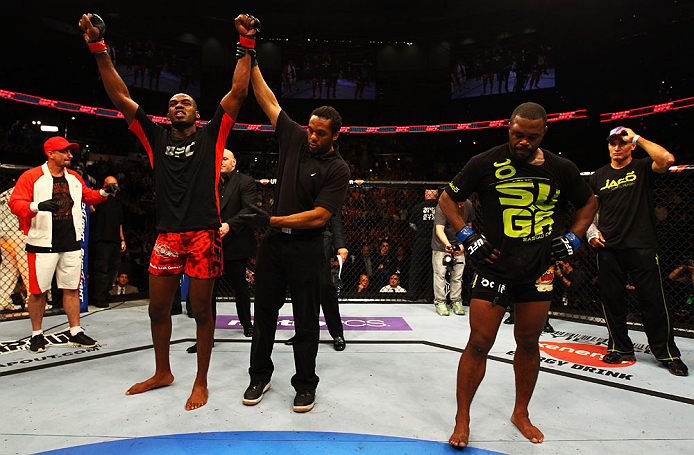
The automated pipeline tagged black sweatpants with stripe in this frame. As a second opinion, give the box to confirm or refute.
[597,247,681,361]
[249,228,325,392]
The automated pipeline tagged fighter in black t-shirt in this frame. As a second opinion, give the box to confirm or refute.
[80,12,257,410]
[587,126,687,377]
[440,103,597,447]
[238,45,350,413]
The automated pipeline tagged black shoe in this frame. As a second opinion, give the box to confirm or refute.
[243,381,271,405]
[543,321,555,333]
[186,342,214,354]
[333,336,346,351]
[293,389,316,412]
[29,333,48,353]
[285,336,296,346]
[602,351,636,364]
[244,326,254,337]
[661,359,689,376]
[67,331,99,348]
[503,314,514,325]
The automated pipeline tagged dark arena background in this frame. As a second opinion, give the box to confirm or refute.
[1,2,694,455]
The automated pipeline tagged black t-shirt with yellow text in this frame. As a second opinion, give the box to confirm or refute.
[445,143,592,283]
[589,157,659,249]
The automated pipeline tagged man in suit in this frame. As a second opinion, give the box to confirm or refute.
[187,149,258,353]
[110,272,139,295]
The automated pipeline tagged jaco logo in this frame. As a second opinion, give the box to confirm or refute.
[538,342,634,368]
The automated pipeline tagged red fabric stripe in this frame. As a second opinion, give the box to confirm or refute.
[214,113,236,221]
[27,252,41,295]
[129,120,154,168]
[87,40,107,53]
[239,36,255,48]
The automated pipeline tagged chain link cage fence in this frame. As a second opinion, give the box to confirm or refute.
[2,164,693,336]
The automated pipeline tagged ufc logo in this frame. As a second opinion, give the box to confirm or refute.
[468,238,484,254]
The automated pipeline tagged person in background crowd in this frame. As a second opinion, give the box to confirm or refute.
[407,189,439,302]
[110,272,139,295]
[90,175,125,308]
[379,273,407,293]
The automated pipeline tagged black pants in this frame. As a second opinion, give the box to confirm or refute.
[597,247,681,361]
[321,235,343,339]
[408,241,433,302]
[91,241,120,306]
[249,229,324,392]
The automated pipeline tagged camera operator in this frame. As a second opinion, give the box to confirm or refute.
[432,198,475,316]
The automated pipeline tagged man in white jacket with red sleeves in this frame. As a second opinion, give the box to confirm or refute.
[9,136,116,353]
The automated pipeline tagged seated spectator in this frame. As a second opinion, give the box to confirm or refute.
[110,272,139,296]
[356,274,375,295]
[379,273,407,293]
[374,240,395,287]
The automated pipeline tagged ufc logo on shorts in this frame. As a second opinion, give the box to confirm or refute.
[479,277,508,295]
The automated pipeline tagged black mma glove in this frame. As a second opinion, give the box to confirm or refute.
[236,43,258,67]
[456,226,495,263]
[85,13,108,54]
[101,182,119,196]
[37,199,62,213]
[550,232,581,260]
[238,205,271,226]
[238,14,261,49]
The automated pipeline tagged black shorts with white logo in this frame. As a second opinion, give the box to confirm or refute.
[470,265,555,309]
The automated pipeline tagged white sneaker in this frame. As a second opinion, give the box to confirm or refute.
[435,303,450,316]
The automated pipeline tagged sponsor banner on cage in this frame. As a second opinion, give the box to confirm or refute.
[216,316,412,331]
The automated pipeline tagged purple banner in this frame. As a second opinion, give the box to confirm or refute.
[215,316,412,331]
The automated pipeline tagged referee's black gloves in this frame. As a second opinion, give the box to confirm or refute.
[238,205,271,226]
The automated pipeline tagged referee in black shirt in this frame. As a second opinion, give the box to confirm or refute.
[239,47,350,412]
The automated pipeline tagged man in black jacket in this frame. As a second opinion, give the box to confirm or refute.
[187,149,257,353]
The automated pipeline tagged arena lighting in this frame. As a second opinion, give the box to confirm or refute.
[600,97,694,122]
[5,88,692,133]
[39,125,59,132]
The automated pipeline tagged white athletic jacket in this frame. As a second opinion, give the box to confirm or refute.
[8,163,107,248]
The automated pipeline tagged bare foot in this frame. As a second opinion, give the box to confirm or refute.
[125,372,174,396]
[185,383,209,411]
[449,416,470,448]
[511,413,544,443]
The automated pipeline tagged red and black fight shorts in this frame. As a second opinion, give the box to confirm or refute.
[470,265,555,309]
[149,229,222,279]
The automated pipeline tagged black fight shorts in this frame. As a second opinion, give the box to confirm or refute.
[470,265,555,309]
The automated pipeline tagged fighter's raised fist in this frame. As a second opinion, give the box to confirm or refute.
[78,13,106,43]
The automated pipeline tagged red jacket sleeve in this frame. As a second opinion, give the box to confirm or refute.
[71,170,108,205]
